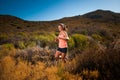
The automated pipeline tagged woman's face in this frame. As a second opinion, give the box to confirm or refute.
[58,25,63,31]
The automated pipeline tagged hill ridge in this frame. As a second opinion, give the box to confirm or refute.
[0,9,120,33]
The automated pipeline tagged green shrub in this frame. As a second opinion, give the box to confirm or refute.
[92,34,102,41]
[26,41,36,48]
[34,33,56,48]
[18,41,26,49]
[71,34,88,51]
[68,37,75,50]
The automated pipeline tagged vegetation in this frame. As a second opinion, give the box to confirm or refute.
[0,10,120,80]
[71,34,89,51]
[92,34,103,41]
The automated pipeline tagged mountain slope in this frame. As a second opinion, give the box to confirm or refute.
[0,10,120,34]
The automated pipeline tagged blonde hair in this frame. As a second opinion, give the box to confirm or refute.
[59,23,67,31]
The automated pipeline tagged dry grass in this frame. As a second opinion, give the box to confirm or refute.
[0,48,83,80]
[0,43,120,80]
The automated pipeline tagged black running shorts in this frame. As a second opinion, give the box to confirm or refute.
[57,47,67,53]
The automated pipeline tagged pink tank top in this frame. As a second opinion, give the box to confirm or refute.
[58,31,69,48]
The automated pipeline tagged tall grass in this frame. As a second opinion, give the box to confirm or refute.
[0,48,82,80]
[0,31,119,80]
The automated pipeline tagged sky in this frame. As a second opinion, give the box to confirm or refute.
[0,0,120,21]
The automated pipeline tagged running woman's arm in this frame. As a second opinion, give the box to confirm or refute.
[58,31,69,40]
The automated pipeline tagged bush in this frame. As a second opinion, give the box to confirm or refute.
[34,33,56,48]
[26,41,36,48]
[18,41,26,49]
[71,34,88,51]
[92,34,103,41]
[68,37,75,50]
[66,49,120,80]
